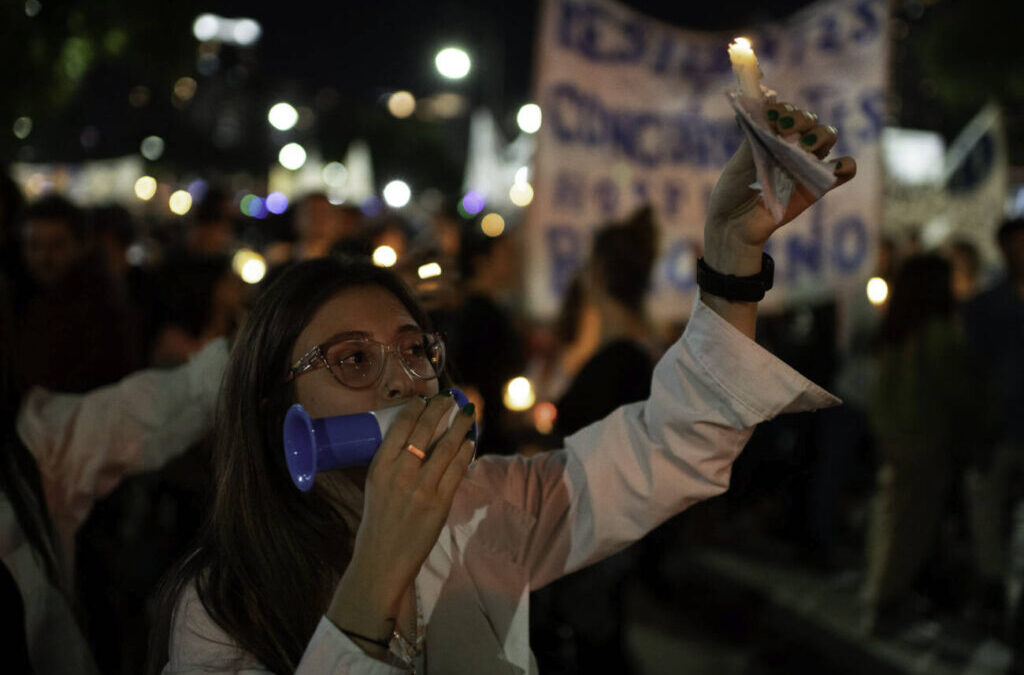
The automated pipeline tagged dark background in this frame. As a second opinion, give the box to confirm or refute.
[2,0,1022,195]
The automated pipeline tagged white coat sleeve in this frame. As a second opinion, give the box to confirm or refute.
[467,298,841,590]
[15,338,229,532]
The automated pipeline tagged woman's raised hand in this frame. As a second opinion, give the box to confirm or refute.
[328,392,475,653]
[703,102,857,278]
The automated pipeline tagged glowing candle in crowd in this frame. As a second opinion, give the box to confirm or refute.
[728,37,762,99]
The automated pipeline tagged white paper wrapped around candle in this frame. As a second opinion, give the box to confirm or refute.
[728,37,763,99]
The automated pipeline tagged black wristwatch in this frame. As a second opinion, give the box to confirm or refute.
[696,253,774,302]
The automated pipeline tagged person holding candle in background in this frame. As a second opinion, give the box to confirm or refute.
[150,38,858,674]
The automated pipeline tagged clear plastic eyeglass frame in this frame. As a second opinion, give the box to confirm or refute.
[285,331,446,390]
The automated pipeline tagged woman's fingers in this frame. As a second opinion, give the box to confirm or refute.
[396,392,457,466]
[799,124,838,158]
[832,156,857,185]
[774,106,817,135]
[436,439,476,500]
[419,404,476,487]
[371,397,427,471]
[764,102,794,126]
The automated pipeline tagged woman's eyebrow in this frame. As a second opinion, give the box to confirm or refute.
[322,330,372,344]
[393,324,422,337]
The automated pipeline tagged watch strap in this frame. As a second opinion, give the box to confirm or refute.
[696,253,774,302]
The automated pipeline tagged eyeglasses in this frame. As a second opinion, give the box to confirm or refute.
[286,331,446,390]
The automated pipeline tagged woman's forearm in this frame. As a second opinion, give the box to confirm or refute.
[326,560,398,660]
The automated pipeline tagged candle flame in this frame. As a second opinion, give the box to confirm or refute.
[731,37,752,51]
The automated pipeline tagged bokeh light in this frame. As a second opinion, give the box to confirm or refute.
[169,190,193,215]
[866,277,889,305]
[140,135,165,161]
[383,180,411,208]
[503,376,536,411]
[533,401,558,435]
[247,196,267,218]
[13,116,32,140]
[232,249,259,276]
[387,91,416,119]
[480,213,505,237]
[361,196,383,217]
[265,191,288,214]
[418,262,442,279]
[233,18,261,46]
[192,14,219,41]
[372,245,398,267]
[509,182,534,207]
[435,47,471,79]
[268,102,299,131]
[187,179,208,201]
[173,77,197,102]
[25,0,41,18]
[516,103,542,134]
[427,92,466,119]
[322,161,348,186]
[239,194,256,216]
[233,250,267,284]
[461,190,485,216]
[134,176,157,201]
[278,142,307,170]
[129,85,150,108]
[240,257,267,284]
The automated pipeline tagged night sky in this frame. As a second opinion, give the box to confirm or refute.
[2,0,1021,189]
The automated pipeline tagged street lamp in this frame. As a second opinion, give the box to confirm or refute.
[435,47,471,80]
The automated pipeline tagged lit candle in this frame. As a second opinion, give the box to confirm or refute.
[728,37,762,99]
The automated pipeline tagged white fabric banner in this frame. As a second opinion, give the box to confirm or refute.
[525,0,890,320]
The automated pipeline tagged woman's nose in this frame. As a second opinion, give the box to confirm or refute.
[379,352,415,400]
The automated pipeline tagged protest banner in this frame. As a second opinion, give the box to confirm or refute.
[525,0,890,320]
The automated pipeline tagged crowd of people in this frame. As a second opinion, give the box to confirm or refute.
[1,132,1023,673]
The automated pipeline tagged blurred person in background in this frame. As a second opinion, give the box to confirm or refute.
[0,273,228,674]
[327,204,372,261]
[806,237,894,569]
[531,206,660,674]
[530,273,602,406]
[14,195,141,393]
[186,188,236,257]
[863,254,984,636]
[947,238,983,304]
[90,204,135,292]
[291,193,348,260]
[441,223,525,457]
[151,255,247,366]
[72,255,245,672]
[552,206,661,438]
[963,218,1024,641]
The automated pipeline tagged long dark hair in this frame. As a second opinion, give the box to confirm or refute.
[879,254,953,346]
[149,258,436,674]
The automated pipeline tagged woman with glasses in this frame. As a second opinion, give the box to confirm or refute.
[153,107,855,674]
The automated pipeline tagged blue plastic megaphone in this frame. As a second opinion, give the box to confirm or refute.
[283,388,476,491]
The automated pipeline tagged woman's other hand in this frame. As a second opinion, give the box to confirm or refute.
[701,103,856,336]
[704,102,856,277]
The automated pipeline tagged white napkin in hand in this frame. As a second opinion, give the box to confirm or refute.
[728,92,838,223]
